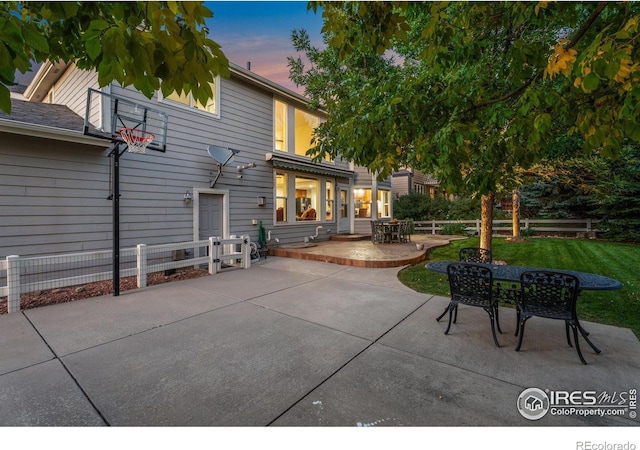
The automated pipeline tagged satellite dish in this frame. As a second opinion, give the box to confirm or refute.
[207,145,240,188]
[207,145,239,166]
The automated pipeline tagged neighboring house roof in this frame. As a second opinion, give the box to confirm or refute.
[8,84,27,94]
[0,99,85,131]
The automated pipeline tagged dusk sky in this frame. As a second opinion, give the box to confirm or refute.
[206,1,325,92]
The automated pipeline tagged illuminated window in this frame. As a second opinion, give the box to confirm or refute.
[163,79,219,115]
[295,176,319,221]
[274,100,287,151]
[354,188,372,219]
[275,101,324,159]
[276,173,287,222]
[294,108,320,157]
[326,181,334,221]
[377,189,391,218]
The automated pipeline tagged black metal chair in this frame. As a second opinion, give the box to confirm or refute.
[459,247,492,263]
[516,271,601,364]
[399,220,411,242]
[436,247,495,325]
[437,262,501,347]
[370,220,385,244]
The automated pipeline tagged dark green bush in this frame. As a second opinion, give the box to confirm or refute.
[439,222,469,236]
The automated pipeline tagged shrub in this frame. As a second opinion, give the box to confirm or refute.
[520,226,536,237]
[439,222,469,236]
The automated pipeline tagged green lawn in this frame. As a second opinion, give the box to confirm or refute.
[398,237,640,337]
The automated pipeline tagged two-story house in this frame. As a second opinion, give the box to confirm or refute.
[0,60,391,258]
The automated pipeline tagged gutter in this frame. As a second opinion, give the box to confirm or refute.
[0,119,109,148]
[229,63,326,115]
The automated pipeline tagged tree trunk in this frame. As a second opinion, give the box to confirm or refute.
[480,193,494,252]
[512,190,521,239]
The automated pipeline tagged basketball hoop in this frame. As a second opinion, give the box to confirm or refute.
[118,128,155,154]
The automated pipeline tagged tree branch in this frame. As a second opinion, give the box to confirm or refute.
[471,2,609,111]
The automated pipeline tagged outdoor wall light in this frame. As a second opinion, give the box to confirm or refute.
[184,190,192,203]
[257,196,266,206]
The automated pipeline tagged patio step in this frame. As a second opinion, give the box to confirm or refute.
[329,234,370,241]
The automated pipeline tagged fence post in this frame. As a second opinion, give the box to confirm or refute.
[137,244,147,288]
[242,235,251,269]
[209,237,218,275]
[431,220,436,235]
[7,255,20,313]
[476,219,480,235]
[587,218,592,232]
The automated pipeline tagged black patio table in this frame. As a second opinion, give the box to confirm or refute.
[426,260,623,352]
[426,261,623,291]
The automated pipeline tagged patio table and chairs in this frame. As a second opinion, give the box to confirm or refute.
[427,256,623,364]
[370,220,410,244]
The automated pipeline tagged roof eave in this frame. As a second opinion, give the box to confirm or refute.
[23,60,72,102]
[0,119,110,148]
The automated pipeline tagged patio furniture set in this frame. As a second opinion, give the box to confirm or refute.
[427,248,623,365]
[370,220,411,244]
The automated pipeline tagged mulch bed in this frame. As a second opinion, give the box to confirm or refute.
[0,267,210,314]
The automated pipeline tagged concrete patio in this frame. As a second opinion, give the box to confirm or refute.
[1,256,638,429]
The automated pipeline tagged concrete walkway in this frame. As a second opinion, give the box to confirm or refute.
[1,257,639,427]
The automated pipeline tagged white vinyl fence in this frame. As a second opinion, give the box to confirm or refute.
[1,236,251,314]
[414,218,601,235]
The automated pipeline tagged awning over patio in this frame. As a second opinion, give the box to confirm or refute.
[265,152,354,179]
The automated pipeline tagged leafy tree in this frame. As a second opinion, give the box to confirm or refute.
[0,1,229,114]
[519,145,640,242]
[291,1,640,251]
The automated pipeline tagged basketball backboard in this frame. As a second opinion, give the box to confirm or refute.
[83,88,168,152]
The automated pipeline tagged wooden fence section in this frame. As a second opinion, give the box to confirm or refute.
[1,236,251,314]
[413,218,601,235]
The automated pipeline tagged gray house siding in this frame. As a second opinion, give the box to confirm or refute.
[0,133,111,257]
[2,60,402,258]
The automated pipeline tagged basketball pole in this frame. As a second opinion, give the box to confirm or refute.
[109,142,127,296]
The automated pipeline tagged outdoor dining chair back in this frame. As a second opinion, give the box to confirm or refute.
[459,247,492,263]
[370,220,385,243]
[438,262,501,347]
[517,271,601,364]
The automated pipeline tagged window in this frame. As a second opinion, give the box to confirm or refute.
[276,173,288,222]
[340,190,348,219]
[295,176,319,221]
[377,189,391,218]
[274,100,328,160]
[354,188,372,219]
[294,108,320,157]
[274,100,287,151]
[325,181,334,221]
[162,79,219,116]
[274,169,336,224]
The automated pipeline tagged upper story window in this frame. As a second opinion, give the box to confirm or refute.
[294,109,320,157]
[275,99,330,161]
[160,79,219,117]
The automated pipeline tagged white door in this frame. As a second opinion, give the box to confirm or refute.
[337,186,351,233]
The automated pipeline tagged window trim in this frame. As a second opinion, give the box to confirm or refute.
[273,168,337,225]
[273,99,332,163]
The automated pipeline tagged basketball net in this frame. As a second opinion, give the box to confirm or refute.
[118,128,155,154]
